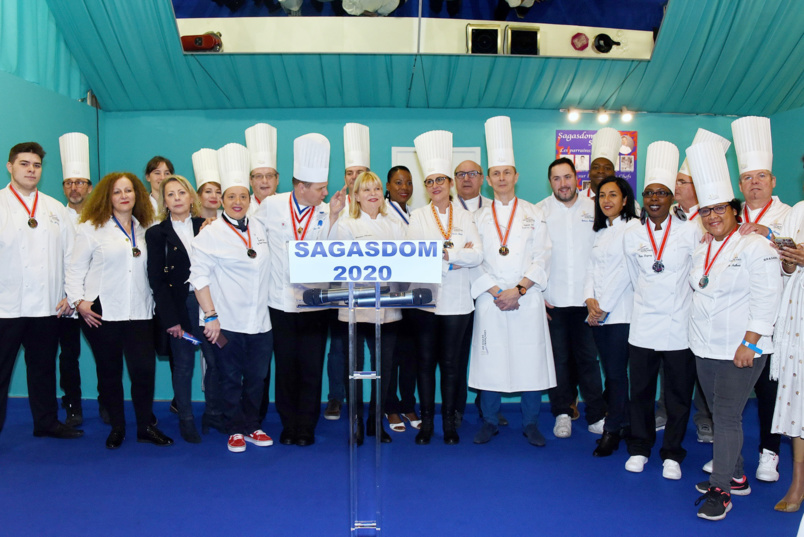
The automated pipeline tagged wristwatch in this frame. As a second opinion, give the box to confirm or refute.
[72,299,84,309]
[516,284,527,296]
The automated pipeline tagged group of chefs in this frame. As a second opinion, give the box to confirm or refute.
[0,112,802,522]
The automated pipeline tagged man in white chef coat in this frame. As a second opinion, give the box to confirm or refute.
[0,142,82,439]
[469,116,555,447]
[246,123,280,218]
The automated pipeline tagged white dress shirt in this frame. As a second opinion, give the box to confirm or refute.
[335,211,406,323]
[189,217,271,334]
[406,203,483,316]
[253,191,334,313]
[741,196,791,237]
[583,216,638,324]
[0,186,74,318]
[623,213,701,350]
[688,232,782,360]
[536,193,596,307]
[66,217,153,321]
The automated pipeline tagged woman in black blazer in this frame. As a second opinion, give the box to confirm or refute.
[146,175,223,443]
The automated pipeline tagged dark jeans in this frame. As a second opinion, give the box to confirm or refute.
[387,310,417,415]
[753,356,781,454]
[697,354,768,490]
[269,308,328,437]
[455,310,474,415]
[57,316,82,406]
[591,323,630,433]
[214,329,272,435]
[326,310,347,403]
[547,306,606,424]
[626,344,696,462]
[407,308,471,419]
[343,321,398,419]
[82,318,155,433]
[0,316,59,434]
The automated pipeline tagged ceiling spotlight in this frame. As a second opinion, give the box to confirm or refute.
[597,108,609,123]
[568,108,580,122]
[621,107,633,122]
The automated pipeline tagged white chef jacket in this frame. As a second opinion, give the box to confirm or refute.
[189,216,271,334]
[66,217,153,321]
[0,186,73,318]
[583,216,638,325]
[623,213,701,350]
[253,191,334,313]
[741,196,791,237]
[66,206,80,229]
[688,232,782,360]
[406,203,483,316]
[456,195,492,214]
[385,199,411,226]
[246,193,264,218]
[536,193,596,307]
[335,211,405,324]
[468,198,556,393]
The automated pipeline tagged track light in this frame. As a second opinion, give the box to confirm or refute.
[597,108,609,123]
[567,108,580,122]
[621,107,633,122]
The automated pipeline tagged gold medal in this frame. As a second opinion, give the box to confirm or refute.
[499,246,510,256]
[28,217,38,229]
[132,247,142,258]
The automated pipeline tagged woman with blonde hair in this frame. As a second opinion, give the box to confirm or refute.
[66,172,173,449]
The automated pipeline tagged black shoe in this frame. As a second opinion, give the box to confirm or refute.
[106,427,125,449]
[523,423,546,447]
[180,418,202,444]
[62,400,83,427]
[279,429,296,445]
[443,412,459,445]
[33,421,84,439]
[201,413,226,435]
[137,425,174,446]
[380,427,392,444]
[150,413,159,427]
[415,415,434,445]
[169,399,178,414]
[696,486,732,520]
[443,429,459,445]
[99,403,111,425]
[296,433,315,447]
[593,431,621,457]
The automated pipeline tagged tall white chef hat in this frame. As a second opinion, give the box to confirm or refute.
[192,148,221,190]
[245,123,277,172]
[484,116,515,168]
[294,133,330,183]
[344,123,370,169]
[217,143,251,193]
[643,141,679,194]
[678,128,731,176]
[731,116,773,175]
[591,127,621,166]
[58,132,90,181]
[686,141,734,207]
[414,130,453,179]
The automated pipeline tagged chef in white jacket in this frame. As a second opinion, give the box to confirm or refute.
[246,123,279,217]
[584,127,620,198]
[253,133,346,447]
[622,141,700,480]
[731,115,789,482]
[686,141,782,521]
[469,116,555,447]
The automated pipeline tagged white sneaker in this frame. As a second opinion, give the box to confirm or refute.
[662,459,682,480]
[587,418,605,435]
[756,449,780,482]
[553,414,572,438]
[625,455,648,473]
[702,459,713,473]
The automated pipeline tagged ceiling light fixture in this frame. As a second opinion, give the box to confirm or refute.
[597,108,609,123]
[621,106,633,122]
[568,108,580,122]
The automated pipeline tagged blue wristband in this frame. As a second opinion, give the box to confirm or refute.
[766,229,773,240]
[203,315,218,323]
[741,339,763,355]
[492,288,502,300]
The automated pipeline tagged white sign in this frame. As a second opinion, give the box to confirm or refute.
[288,240,443,284]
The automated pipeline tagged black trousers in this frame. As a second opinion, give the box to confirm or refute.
[626,344,696,462]
[269,308,328,437]
[387,310,417,415]
[407,308,471,419]
[57,316,82,406]
[343,321,398,419]
[0,316,59,434]
[753,356,781,454]
[82,318,156,432]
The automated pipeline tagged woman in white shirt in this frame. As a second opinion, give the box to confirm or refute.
[146,175,223,444]
[66,172,173,449]
[584,176,638,457]
[336,171,406,444]
[197,180,222,220]
[406,171,483,445]
[189,171,273,454]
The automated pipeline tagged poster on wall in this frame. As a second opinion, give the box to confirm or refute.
[555,130,638,195]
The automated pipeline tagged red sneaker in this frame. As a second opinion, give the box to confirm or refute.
[245,429,274,447]
[228,434,246,453]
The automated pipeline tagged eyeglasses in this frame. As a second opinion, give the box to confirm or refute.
[675,179,692,186]
[642,190,672,198]
[423,176,449,187]
[739,171,771,183]
[699,204,730,217]
[455,171,481,180]
[251,172,278,181]
[63,180,90,188]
